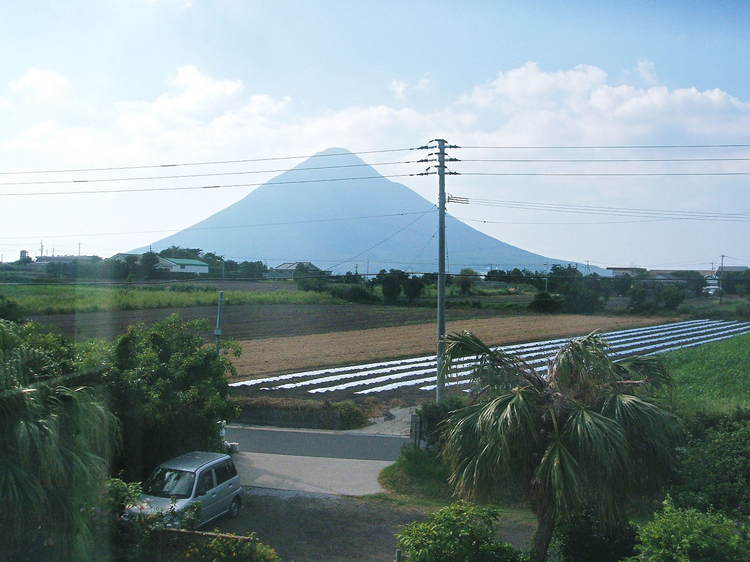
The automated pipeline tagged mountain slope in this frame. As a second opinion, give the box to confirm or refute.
[134,148,598,274]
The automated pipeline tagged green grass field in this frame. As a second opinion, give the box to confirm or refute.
[1,284,342,315]
[664,333,750,415]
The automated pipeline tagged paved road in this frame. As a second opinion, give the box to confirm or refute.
[226,425,408,461]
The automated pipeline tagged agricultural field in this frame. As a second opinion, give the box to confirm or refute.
[2,282,337,315]
[231,319,750,402]
[230,314,668,382]
[27,302,505,341]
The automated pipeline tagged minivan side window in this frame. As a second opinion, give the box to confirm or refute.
[196,469,215,496]
[214,460,237,484]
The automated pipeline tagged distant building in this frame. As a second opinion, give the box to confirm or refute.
[606,267,647,277]
[156,257,209,274]
[34,255,100,265]
[266,261,329,279]
[717,265,749,274]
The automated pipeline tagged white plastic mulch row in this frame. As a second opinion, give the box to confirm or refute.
[229,319,708,390]
[318,321,744,394]
[230,319,749,395]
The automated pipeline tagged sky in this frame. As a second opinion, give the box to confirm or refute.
[1,0,750,270]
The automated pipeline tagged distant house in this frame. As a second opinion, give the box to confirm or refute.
[266,261,330,279]
[156,257,209,275]
[606,267,647,277]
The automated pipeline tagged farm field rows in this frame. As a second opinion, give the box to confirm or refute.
[230,314,666,380]
[27,302,504,341]
[231,319,750,401]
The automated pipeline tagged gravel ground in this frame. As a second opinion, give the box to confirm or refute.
[214,487,535,561]
[214,488,426,561]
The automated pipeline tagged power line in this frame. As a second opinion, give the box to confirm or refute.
[461,171,750,177]
[460,143,750,149]
[461,157,750,163]
[449,197,750,221]
[0,147,421,176]
[0,210,437,240]
[0,160,420,187]
[0,172,428,197]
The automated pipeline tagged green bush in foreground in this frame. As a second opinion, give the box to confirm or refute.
[672,415,750,515]
[185,532,280,561]
[630,498,750,561]
[332,400,369,429]
[397,501,524,562]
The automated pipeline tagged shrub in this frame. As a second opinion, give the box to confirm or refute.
[326,284,379,304]
[185,532,280,561]
[561,285,605,314]
[397,501,523,562]
[555,507,636,561]
[379,445,452,500]
[672,417,750,515]
[631,498,750,561]
[417,394,468,448]
[0,295,23,321]
[528,291,563,313]
[332,400,369,429]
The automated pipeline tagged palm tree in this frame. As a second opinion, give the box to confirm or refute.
[0,320,116,560]
[440,331,677,562]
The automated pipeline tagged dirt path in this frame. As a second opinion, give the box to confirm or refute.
[232,314,670,379]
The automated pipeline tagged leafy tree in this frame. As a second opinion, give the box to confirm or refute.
[403,276,425,303]
[376,269,408,303]
[670,270,707,297]
[457,268,478,296]
[239,260,267,279]
[632,497,750,561]
[397,501,523,562]
[528,291,563,313]
[613,274,633,296]
[102,315,238,479]
[629,281,687,313]
[0,320,115,560]
[440,331,677,562]
[561,282,606,314]
[293,262,328,291]
[548,264,583,294]
[139,251,160,279]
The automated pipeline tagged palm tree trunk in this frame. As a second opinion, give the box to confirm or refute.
[530,510,555,562]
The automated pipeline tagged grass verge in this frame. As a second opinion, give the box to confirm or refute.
[376,445,535,525]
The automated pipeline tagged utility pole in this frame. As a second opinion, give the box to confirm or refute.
[436,139,447,403]
[418,139,459,403]
[214,291,225,354]
[719,254,725,304]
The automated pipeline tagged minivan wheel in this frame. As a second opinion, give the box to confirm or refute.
[228,497,241,518]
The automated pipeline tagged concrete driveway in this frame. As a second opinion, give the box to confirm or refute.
[227,425,409,496]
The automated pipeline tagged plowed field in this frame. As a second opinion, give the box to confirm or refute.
[231,314,668,380]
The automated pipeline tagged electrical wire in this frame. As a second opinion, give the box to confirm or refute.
[0,210,437,240]
[0,160,420,187]
[461,157,750,163]
[461,171,750,177]
[0,147,422,176]
[460,143,750,149]
[0,172,429,197]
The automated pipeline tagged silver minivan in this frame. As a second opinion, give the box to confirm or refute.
[132,451,243,527]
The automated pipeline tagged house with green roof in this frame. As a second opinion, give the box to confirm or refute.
[156,256,209,274]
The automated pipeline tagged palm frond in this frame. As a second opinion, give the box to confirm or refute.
[442,331,543,395]
[548,332,618,403]
[562,403,629,479]
[613,355,672,389]
[533,437,584,515]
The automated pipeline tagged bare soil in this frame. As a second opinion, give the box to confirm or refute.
[214,488,534,561]
[232,314,670,379]
[28,303,500,342]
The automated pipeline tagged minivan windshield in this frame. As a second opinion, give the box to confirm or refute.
[143,468,195,499]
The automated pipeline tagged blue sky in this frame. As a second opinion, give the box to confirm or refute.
[1,1,749,269]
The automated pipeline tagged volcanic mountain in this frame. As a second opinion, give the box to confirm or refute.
[136,148,594,274]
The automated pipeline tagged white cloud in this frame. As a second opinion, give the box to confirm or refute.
[389,80,407,99]
[637,59,658,84]
[1,62,749,268]
[9,67,70,104]
[389,76,432,99]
